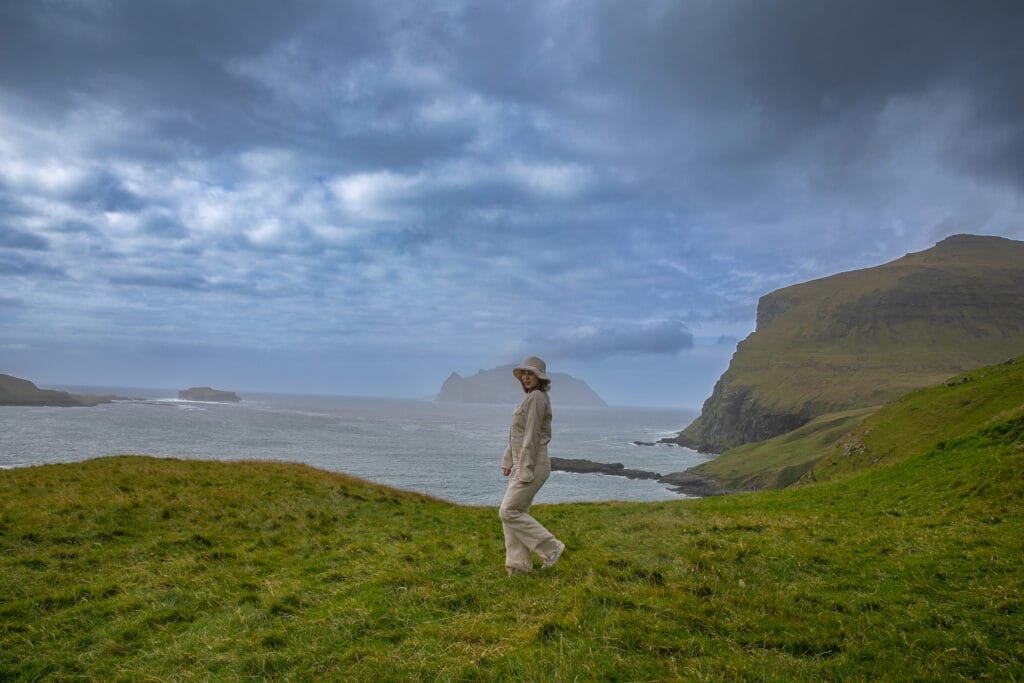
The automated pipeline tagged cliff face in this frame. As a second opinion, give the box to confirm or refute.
[671,234,1024,453]
[673,378,808,453]
[436,365,607,407]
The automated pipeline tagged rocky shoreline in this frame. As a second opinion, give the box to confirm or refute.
[549,457,732,497]
[656,471,733,497]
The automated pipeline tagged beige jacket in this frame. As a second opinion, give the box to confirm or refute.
[501,389,552,483]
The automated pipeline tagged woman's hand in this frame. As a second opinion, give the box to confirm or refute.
[502,467,511,477]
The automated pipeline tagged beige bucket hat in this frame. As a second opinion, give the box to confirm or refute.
[513,356,550,381]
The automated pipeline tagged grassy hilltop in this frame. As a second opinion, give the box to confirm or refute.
[2,361,1022,680]
[676,234,1024,454]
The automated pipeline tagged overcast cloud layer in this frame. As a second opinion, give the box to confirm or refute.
[2,1,1023,407]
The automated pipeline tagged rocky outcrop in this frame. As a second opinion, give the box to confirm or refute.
[666,234,1024,454]
[0,374,114,407]
[657,470,735,497]
[661,378,808,453]
[178,387,241,402]
[549,457,662,480]
[436,365,607,406]
[549,456,733,497]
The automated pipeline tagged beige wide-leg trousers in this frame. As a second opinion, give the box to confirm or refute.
[499,460,561,572]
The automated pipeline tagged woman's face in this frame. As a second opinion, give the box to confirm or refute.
[519,370,538,390]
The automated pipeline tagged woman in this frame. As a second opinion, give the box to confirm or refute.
[499,356,566,575]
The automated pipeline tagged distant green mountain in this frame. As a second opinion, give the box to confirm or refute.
[670,234,1024,453]
[0,374,113,407]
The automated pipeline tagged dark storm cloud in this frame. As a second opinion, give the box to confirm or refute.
[0,226,49,250]
[578,0,1024,191]
[139,215,188,239]
[527,320,695,360]
[5,2,1023,158]
[108,272,209,291]
[67,171,145,212]
[0,252,63,277]
[0,1,395,158]
[51,220,101,236]
[6,1,1018,190]
[0,295,26,311]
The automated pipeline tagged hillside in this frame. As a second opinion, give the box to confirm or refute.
[670,234,1024,453]
[685,354,1024,494]
[2,387,1021,679]
[436,364,607,407]
[811,356,1024,483]
[685,406,878,492]
[0,374,113,407]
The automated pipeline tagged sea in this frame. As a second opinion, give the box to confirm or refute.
[0,387,709,506]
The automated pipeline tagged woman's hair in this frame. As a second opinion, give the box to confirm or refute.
[521,377,551,393]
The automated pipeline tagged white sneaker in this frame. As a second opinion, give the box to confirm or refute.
[541,541,565,569]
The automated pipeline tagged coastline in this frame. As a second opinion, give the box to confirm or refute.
[0,396,702,505]
[550,457,733,497]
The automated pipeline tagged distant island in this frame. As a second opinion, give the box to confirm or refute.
[0,373,115,407]
[178,387,241,402]
[436,365,607,407]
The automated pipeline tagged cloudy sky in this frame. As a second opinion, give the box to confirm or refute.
[2,1,1022,408]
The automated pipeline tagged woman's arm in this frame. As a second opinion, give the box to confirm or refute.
[517,393,545,483]
[501,440,512,475]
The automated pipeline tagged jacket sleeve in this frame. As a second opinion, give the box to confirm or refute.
[517,393,545,483]
[501,434,512,470]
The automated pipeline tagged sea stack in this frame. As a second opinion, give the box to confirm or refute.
[436,364,607,407]
[178,387,241,402]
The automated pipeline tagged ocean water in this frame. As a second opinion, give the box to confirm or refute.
[0,388,708,505]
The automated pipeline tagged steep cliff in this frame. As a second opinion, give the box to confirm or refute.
[436,365,607,407]
[669,234,1024,453]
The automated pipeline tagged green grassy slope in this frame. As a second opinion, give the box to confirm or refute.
[3,424,1022,680]
[690,355,1024,493]
[813,357,1024,483]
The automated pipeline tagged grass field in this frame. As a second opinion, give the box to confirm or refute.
[2,364,1023,680]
